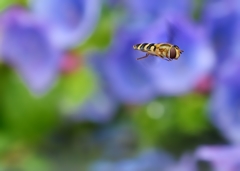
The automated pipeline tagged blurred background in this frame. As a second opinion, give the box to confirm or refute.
[0,0,239,170]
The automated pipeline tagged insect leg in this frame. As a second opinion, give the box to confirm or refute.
[155,55,171,61]
[136,53,150,60]
[155,55,164,59]
[164,58,172,61]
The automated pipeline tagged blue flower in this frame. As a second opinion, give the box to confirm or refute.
[127,0,193,16]
[105,0,193,22]
[201,0,240,63]
[91,12,215,103]
[209,57,240,144]
[29,0,101,49]
[167,154,196,171]
[90,26,158,104]
[196,145,240,171]
[141,13,216,95]
[0,6,62,94]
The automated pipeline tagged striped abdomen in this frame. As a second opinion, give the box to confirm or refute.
[133,43,156,53]
[133,43,183,60]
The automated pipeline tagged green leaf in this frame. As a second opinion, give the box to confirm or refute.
[20,154,52,171]
[0,0,16,11]
[0,69,59,143]
[0,0,27,11]
[130,100,174,148]
[130,93,211,149]
[174,93,210,135]
[75,6,116,52]
[59,67,97,114]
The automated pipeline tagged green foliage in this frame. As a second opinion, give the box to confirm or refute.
[0,0,17,11]
[131,93,213,151]
[0,0,27,11]
[173,93,210,134]
[19,154,52,171]
[77,6,115,52]
[59,66,97,114]
[0,67,59,143]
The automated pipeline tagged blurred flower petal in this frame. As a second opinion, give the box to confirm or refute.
[90,27,157,104]
[126,0,193,16]
[202,0,239,63]
[142,13,216,95]
[209,57,240,144]
[135,149,175,171]
[0,6,62,94]
[196,145,240,171]
[168,154,197,171]
[106,0,193,22]
[29,0,101,49]
[91,12,216,103]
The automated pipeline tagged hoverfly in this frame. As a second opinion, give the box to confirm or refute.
[133,43,183,61]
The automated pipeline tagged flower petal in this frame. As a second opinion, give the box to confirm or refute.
[29,0,101,49]
[209,57,240,144]
[142,13,216,95]
[0,6,62,94]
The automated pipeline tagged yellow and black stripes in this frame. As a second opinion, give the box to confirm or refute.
[133,42,183,61]
[133,43,156,52]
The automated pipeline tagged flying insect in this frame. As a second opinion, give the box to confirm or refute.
[133,43,183,61]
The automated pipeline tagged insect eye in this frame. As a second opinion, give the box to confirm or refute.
[170,47,176,59]
[173,45,179,48]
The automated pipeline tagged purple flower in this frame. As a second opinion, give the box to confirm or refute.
[196,145,240,171]
[141,13,216,95]
[126,0,193,16]
[91,12,215,104]
[167,154,197,171]
[209,57,240,144]
[201,0,240,63]
[105,0,193,22]
[29,0,101,49]
[203,0,240,144]
[90,26,157,104]
[0,6,62,94]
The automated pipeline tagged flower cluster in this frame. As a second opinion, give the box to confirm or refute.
[88,0,240,170]
[92,1,215,104]
[0,1,100,94]
[1,0,240,170]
